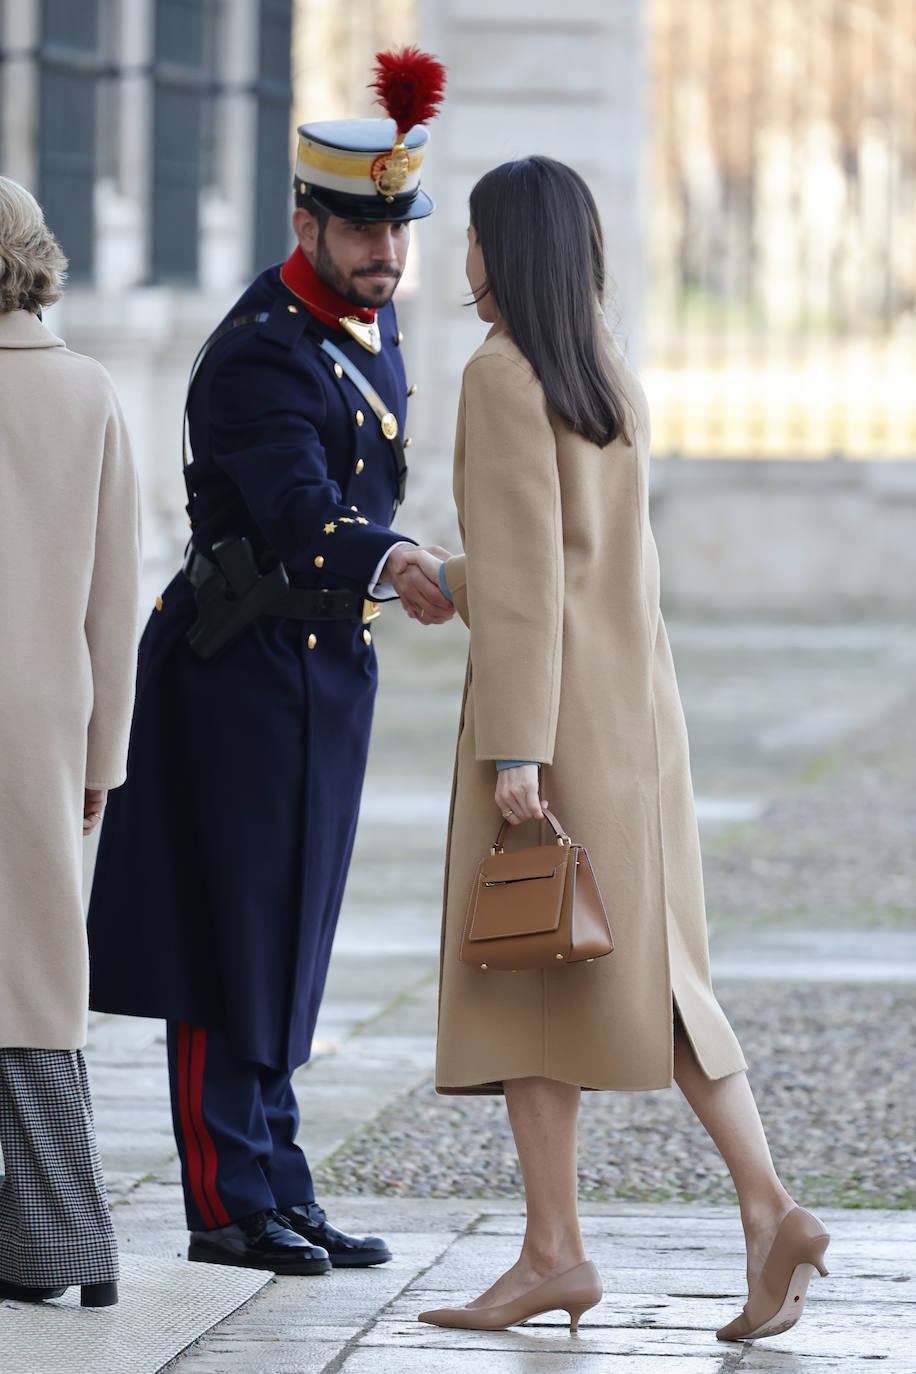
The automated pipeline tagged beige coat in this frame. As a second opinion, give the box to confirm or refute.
[436,321,746,1094]
[0,310,141,1049]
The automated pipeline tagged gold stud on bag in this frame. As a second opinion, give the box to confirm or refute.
[459,809,614,972]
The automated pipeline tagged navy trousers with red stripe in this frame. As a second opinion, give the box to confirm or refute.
[166,1022,315,1230]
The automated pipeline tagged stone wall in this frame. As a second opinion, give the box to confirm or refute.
[650,459,916,613]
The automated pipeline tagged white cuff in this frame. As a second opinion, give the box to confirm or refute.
[368,541,414,599]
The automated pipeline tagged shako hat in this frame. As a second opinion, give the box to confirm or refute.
[295,47,446,223]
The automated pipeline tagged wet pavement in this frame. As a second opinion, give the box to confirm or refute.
[51,616,916,1368]
[115,1200,915,1373]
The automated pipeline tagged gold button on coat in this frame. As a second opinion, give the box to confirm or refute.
[313,555,324,568]
[155,595,163,611]
[307,633,318,650]
[333,362,343,378]
[407,383,417,396]
[404,437,412,448]
[363,629,372,645]
[355,410,364,426]
[287,304,298,313]
[397,330,404,344]
[355,458,364,474]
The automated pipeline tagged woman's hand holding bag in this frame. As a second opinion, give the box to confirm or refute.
[494,763,545,825]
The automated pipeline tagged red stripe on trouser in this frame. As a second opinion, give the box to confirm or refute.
[176,1022,216,1229]
[186,1027,231,1226]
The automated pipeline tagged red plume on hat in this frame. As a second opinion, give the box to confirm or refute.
[370,46,447,138]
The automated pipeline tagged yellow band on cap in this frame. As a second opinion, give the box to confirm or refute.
[297,140,425,180]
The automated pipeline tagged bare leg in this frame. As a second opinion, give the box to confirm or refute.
[467,1076,585,1309]
[673,1017,794,1290]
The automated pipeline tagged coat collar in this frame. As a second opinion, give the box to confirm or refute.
[0,309,65,350]
[279,248,376,329]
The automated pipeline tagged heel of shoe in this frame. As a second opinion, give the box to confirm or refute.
[566,1297,600,1334]
[81,1281,118,1308]
[565,1261,603,1333]
[810,1233,830,1279]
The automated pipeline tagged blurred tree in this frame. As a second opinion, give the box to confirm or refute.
[293,0,417,123]
[648,0,916,458]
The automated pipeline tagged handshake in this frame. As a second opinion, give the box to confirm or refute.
[381,544,455,626]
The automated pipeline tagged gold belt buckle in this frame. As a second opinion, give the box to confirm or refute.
[362,599,381,624]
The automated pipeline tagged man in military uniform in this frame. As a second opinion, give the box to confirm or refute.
[87,84,451,1274]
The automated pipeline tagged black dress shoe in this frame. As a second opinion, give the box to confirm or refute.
[0,1279,66,1302]
[280,1202,392,1268]
[188,1208,331,1275]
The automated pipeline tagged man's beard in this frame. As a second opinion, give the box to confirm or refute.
[314,233,401,310]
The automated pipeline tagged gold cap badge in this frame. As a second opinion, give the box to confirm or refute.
[371,144,410,199]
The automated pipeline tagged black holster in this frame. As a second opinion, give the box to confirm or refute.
[185,537,289,661]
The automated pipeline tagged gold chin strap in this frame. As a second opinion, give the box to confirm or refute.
[340,316,381,354]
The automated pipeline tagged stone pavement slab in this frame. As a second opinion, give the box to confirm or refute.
[338,1355,725,1373]
[162,1202,915,1373]
[708,929,916,982]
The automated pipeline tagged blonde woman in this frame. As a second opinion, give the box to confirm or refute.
[400,158,830,1342]
[0,178,140,1306]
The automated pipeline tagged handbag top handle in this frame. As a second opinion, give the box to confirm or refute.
[492,807,571,855]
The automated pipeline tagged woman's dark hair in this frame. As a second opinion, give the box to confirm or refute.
[469,157,631,447]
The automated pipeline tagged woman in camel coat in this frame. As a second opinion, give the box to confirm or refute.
[401,159,830,1343]
[0,177,140,1306]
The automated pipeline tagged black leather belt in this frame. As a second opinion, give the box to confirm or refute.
[183,546,371,622]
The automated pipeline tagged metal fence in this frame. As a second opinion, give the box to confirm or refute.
[646,0,916,459]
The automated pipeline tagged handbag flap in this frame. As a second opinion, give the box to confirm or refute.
[467,844,569,941]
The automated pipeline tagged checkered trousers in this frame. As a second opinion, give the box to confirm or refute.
[0,1048,119,1286]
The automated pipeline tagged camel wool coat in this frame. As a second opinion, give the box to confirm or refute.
[436,320,746,1094]
[0,309,140,1050]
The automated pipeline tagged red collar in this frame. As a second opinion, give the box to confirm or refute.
[280,249,377,330]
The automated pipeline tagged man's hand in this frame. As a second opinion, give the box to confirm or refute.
[383,545,455,624]
[84,788,108,836]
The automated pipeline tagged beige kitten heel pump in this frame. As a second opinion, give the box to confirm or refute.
[418,1259,603,1333]
[716,1206,829,1342]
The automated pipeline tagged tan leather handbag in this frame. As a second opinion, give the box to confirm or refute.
[459,809,614,972]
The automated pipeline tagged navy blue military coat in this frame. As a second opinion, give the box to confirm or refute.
[88,259,412,1071]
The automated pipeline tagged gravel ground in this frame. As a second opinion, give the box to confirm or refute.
[316,689,916,1209]
[315,980,916,1208]
[703,691,916,929]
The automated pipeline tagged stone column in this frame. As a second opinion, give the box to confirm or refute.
[200,0,259,293]
[95,0,150,292]
[0,0,39,187]
[403,0,647,540]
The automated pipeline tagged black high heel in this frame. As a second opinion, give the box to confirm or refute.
[81,1281,119,1307]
